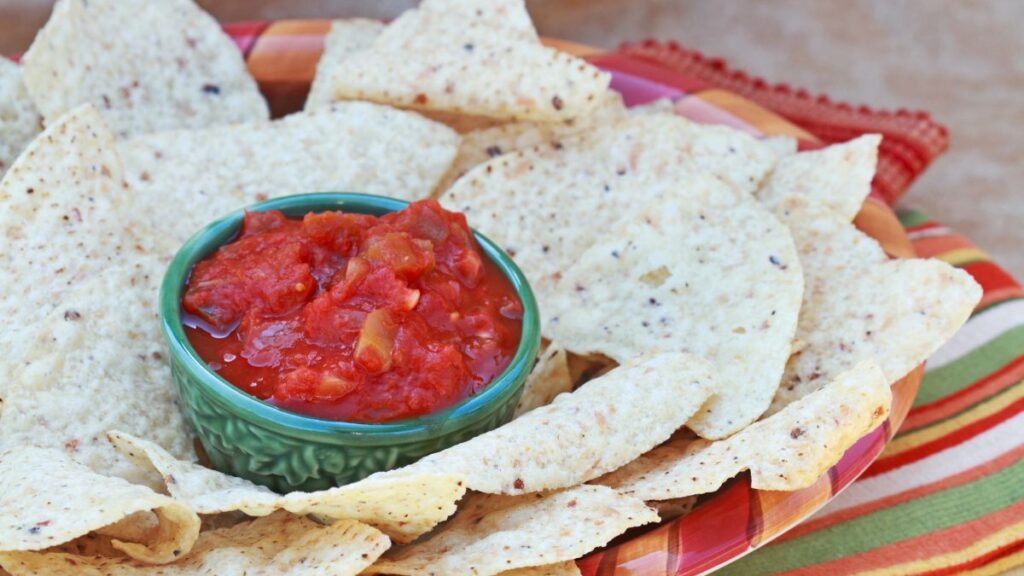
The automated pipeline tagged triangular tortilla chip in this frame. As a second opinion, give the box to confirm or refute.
[327,0,610,122]
[306,18,386,111]
[513,345,572,417]
[756,135,881,221]
[768,198,981,413]
[0,447,200,564]
[22,0,267,138]
[599,360,891,498]
[440,115,780,311]
[389,353,716,494]
[0,60,42,179]
[0,105,193,485]
[120,102,460,246]
[108,432,465,544]
[543,190,803,439]
[367,486,656,575]
[0,512,388,576]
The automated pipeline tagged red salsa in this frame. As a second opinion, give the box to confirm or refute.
[182,200,523,423]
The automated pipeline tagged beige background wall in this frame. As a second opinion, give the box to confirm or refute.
[2,0,1021,276]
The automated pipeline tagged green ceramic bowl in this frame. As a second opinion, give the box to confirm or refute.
[160,193,540,493]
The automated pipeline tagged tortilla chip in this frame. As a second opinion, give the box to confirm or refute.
[21,0,267,138]
[433,91,628,192]
[0,105,193,486]
[440,115,780,311]
[757,135,881,221]
[306,19,386,111]
[389,353,716,494]
[600,360,891,498]
[0,512,389,576]
[368,486,656,575]
[768,198,982,413]
[762,135,799,158]
[513,346,572,417]
[327,0,610,122]
[627,97,675,116]
[500,562,581,576]
[0,60,42,179]
[543,190,803,439]
[0,447,200,564]
[107,432,465,544]
[120,102,460,246]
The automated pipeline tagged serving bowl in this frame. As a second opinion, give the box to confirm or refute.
[160,192,541,492]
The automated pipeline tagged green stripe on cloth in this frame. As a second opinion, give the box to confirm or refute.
[914,324,1024,407]
[716,457,1024,575]
[897,209,931,228]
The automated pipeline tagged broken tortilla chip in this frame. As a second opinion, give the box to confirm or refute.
[306,18,386,111]
[0,447,200,564]
[440,115,780,312]
[0,60,42,180]
[388,353,716,494]
[768,197,982,413]
[513,346,573,417]
[0,511,389,576]
[21,0,267,138]
[756,134,881,221]
[120,102,460,247]
[368,486,656,576]
[600,360,891,499]
[107,431,465,544]
[543,191,803,439]
[327,0,610,122]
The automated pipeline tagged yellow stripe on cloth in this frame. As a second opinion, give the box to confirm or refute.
[883,383,1024,457]
[938,247,992,267]
[855,520,1024,576]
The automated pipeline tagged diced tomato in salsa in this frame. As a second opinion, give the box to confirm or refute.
[182,200,523,423]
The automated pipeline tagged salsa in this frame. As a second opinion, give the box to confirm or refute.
[182,200,523,423]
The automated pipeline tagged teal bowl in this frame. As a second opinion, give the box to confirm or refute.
[160,193,541,493]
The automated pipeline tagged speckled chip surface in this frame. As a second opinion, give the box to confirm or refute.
[367,486,656,576]
[599,361,890,499]
[0,59,42,179]
[768,198,982,413]
[327,0,610,122]
[108,432,466,544]
[543,187,803,439]
[0,511,388,576]
[21,0,267,138]
[120,102,460,247]
[388,353,716,495]
[0,447,200,564]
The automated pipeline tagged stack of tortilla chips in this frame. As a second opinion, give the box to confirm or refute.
[0,0,981,574]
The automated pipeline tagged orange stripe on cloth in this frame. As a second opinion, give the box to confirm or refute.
[696,89,816,140]
[911,235,977,260]
[856,200,916,258]
[776,444,1024,542]
[916,538,1024,576]
[902,357,1024,432]
[781,501,1024,576]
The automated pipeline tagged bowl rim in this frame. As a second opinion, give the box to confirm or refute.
[160,192,541,443]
